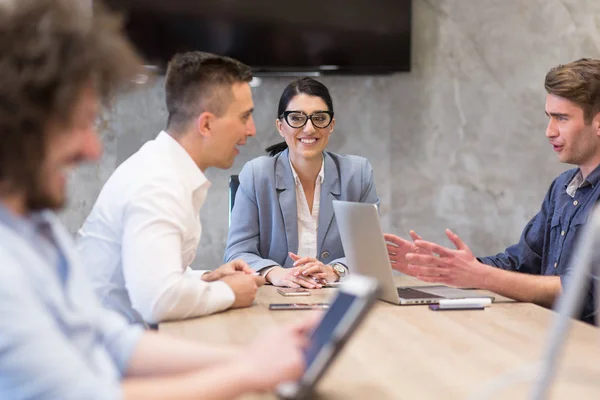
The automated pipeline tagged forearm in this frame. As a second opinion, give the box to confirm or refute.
[478,254,519,271]
[138,278,235,324]
[480,267,562,307]
[225,250,280,272]
[123,362,258,400]
[126,332,240,377]
[260,264,280,279]
[478,222,544,275]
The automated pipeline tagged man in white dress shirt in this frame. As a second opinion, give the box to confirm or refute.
[77,51,264,325]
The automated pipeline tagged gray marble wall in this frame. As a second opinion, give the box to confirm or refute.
[61,0,600,269]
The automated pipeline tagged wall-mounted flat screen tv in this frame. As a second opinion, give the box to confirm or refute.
[104,0,412,74]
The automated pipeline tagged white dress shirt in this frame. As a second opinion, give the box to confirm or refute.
[290,159,325,258]
[77,131,234,325]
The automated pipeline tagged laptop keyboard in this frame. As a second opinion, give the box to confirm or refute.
[397,287,443,299]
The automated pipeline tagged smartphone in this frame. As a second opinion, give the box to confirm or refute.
[277,288,311,296]
[269,303,330,310]
[429,304,485,311]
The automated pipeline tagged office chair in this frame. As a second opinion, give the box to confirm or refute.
[228,175,239,227]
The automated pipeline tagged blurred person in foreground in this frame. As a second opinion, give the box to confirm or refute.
[0,1,313,399]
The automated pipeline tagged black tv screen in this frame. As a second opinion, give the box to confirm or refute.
[104,0,411,74]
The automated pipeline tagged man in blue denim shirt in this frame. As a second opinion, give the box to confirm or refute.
[0,1,313,399]
[385,59,600,323]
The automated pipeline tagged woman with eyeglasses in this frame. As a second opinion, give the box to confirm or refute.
[224,78,380,288]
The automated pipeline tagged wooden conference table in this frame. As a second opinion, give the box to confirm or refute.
[160,276,600,399]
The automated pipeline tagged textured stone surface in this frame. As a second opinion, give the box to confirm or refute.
[59,0,600,269]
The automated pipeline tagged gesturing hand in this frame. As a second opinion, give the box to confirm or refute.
[384,230,424,274]
[405,229,488,288]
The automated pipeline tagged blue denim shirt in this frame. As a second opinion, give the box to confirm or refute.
[479,165,600,323]
[0,204,143,400]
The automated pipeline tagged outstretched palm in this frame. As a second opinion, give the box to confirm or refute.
[384,230,427,274]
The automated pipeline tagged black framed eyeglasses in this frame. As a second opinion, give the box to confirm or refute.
[279,110,334,129]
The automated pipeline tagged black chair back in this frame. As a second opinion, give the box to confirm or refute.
[228,175,239,226]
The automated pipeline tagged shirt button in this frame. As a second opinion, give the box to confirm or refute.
[321,251,330,259]
[573,200,579,206]
[554,262,558,268]
[561,230,565,236]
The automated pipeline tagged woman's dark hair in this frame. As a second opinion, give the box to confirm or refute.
[265,77,334,156]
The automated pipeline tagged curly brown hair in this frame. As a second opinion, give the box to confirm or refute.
[545,58,600,124]
[0,0,143,195]
[165,51,253,133]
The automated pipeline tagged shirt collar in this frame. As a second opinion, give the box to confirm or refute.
[584,163,600,187]
[157,131,210,192]
[565,164,600,197]
[289,157,325,186]
[0,202,51,243]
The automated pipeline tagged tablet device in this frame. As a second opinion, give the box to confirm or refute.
[276,274,379,399]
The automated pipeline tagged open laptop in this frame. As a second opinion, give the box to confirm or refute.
[332,200,494,305]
